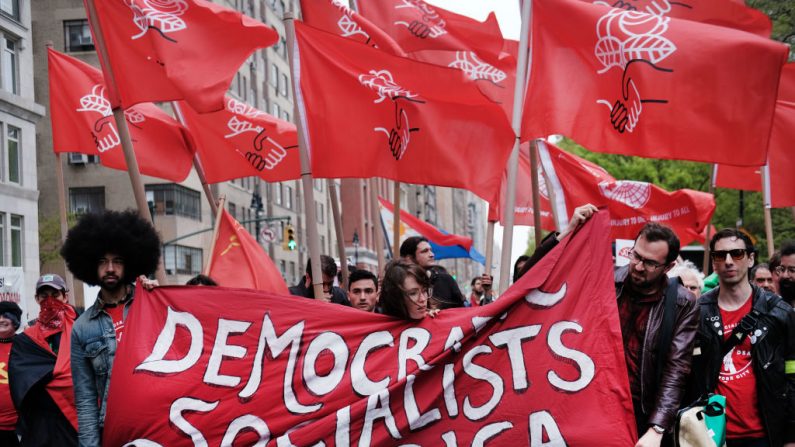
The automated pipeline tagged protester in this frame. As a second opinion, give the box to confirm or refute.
[289,255,351,306]
[185,274,218,286]
[774,241,795,306]
[9,274,78,446]
[512,255,530,283]
[750,263,775,293]
[469,276,483,306]
[614,223,699,446]
[668,260,705,298]
[690,229,795,447]
[399,236,466,309]
[0,301,20,446]
[380,261,439,320]
[768,251,781,294]
[348,269,379,312]
[61,210,161,447]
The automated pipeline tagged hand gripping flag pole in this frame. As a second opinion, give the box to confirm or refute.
[83,0,167,284]
[498,0,533,294]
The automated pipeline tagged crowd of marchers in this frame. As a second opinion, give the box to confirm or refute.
[0,206,792,447]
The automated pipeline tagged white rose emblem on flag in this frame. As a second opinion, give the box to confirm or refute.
[76,85,147,152]
[127,0,189,41]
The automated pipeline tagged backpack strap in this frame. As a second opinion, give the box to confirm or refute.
[655,279,679,384]
[720,308,761,358]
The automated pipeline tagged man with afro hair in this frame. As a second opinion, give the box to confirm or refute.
[61,210,161,447]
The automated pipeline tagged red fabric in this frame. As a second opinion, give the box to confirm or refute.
[177,98,300,184]
[583,0,771,37]
[356,0,503,58]
[522,0,788,166]
[103,210,637,445]
[378,196,473,251]
[0,342,16,429]
[105,305,126,343]
[207,209,289,294]
[24,314,78,430]
[538,141,715,245]
[716,296,765,439]
[295,22,514,202]
[48,48,194,182]
[86,0,278,112]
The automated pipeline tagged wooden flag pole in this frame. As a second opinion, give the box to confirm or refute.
[370,179,386,273]
[761,165,775,258]
[285,12,325,300]
[498,0,532,294]
[204,195,226,275]
[55,152,78,307]
[171,101,219,217]
[538,142,564,234]
[530,139,545,241]
[328,179,349,288]
[393,181,401,257]
[703,165,717,274]
[485,219,495,275]
[84,0,167,284]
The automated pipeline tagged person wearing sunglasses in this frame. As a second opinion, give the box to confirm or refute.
[690,229,795,447]
[773,241,795,307]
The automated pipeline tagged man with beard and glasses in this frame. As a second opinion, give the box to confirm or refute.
[614,223,699,447]
[690,229,794,447]
[774,241,795,307]
[61,210,161,447]
[9,274,77,446]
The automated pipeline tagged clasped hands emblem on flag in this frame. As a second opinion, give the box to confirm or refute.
[76,85,147,153]
[224,98,295,172]
[394,0,447,39]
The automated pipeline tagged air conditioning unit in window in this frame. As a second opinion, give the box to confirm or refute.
[68,153,89,165]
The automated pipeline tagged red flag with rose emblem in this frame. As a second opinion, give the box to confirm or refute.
[522,0,788,166]
[294,22,514,201]
[48,48,194,182]
[176,98,300,184]
[85,0,278,112]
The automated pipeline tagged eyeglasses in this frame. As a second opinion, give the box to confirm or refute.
[710,249,747,262]
[774,265,795,276]
[628,249,665,270]
[404,287,431,303]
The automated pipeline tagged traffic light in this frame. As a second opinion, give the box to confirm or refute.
[283,224,297,251]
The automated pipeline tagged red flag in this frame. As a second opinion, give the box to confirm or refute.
[294,22,514,201]
[378,196,472,251]
[538,141,716,245]
[86,0,278,112]
[48,48,194,182]
[522,0,788,166]
[177,97,300,184]
[586,0,772,37]
[104,211,636,446]
[356,0,504,57]
[207,208,289,294]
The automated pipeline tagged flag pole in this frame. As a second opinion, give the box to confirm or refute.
[204,195,226,275]
[393,181,401,256]
[703,164,717,274]
[761,165,775,258]
[370,179,386,273]
[538,142,563,233]
[498,0,532,293]
[83,0,167,284]
[285,13,326,300]
[328,179,349,288]
[485,219,495,276]
[171,101,219,217]
[55,152,78,307]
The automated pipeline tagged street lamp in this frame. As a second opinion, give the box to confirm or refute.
[352,230,360,267]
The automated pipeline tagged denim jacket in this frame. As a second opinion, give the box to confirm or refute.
[70,289,133,447]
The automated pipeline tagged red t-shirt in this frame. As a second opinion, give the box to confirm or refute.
[0,341,17,429]
[105,305,126,343]
[716,295,765,439]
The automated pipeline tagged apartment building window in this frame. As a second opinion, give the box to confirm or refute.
[164,245,202,275]
[289,261,296,284]
[145,184,201,220]
[0,214,4,265]
[315,201,324,224]
[283,185,293,209]
[281,110,290,122]
[70,187,105,214]
[1,36,17,94]
[279,259,286,278]
[280,73,288,97]
[229,202,237,219]
[271,102,280,118]
[313,179,323,192]
[273,183,282,205]
[270,63,278,87]
[64,20,94,52]
[0,0,19,21]
[9,214,21,267]
[4,124,19,184]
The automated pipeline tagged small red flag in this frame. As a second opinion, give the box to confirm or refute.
[177,97,300,184]
[207,208,289,294]
[523,0,788,166]
[294,22,514,202]
[585,0,772,37]
[378,196,473,251]
[86,0,278,112]
[48,48,193,182]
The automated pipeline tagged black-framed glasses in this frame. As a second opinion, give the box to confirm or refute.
[628,249,665,270]
[774,265,795,276]
[710,249,747,262]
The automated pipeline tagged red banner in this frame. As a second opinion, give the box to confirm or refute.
[522,0,788,166]
[87,0,277,112]
[103,211,635,445]
[294,22,514,202]
[177,97,300,184]
[48,48,194,182]
[207,209,289,294]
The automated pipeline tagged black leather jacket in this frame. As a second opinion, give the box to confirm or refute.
[690,285,795,447]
